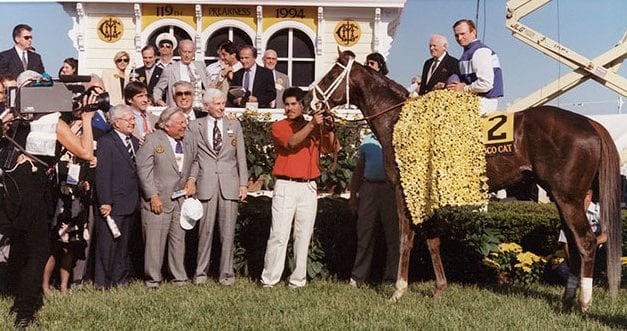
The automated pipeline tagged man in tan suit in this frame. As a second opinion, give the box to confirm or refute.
[153,39,213,107]
[187,88,248,285]
[136,107,197,288]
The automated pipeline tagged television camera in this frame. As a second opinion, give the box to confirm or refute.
[0,74,110,121]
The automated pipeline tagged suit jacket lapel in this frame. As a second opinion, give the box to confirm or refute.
[112,131,135,169]
[157,130,180,173]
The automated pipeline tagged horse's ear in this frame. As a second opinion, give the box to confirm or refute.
[337,47,354,65]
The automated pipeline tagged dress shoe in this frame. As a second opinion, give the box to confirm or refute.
[14,315,34,328]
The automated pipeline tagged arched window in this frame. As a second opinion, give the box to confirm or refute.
[146,25,192,61]
[204,27,253,65]
[266,28,315,87]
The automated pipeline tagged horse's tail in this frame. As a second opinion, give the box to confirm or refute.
[590,120,622,298]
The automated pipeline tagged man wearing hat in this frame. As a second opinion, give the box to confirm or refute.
[155,33,177,69]
[136,107,197,288]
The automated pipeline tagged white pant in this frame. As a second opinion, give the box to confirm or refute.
[480,97,499,114]
[261,180,317,287]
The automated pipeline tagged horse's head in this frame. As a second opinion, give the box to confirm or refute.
[303,49,360,114]
[303,48,408,116]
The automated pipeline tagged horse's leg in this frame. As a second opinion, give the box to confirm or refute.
[390,185,413,303]
[426,236,447,300]
[553,198,597,313]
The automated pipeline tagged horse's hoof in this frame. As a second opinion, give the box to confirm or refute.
[579,300,592,314]
[388,289,406,303]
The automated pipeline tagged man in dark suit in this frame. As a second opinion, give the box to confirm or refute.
[94,104,140,289]
[0,24,45,78]
[229,45,276,108]
[135,45,163,100]
[419,34,460,95]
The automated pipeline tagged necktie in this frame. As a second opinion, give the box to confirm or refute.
[22,51,28,70]
[145,66,152,85]
[427,59,439,82]
[213,120,222,153]
[125,136,135,162]
[175,140,183,154]
[187,64,196,83]
[243,69,250,92]
[140,112,149,135]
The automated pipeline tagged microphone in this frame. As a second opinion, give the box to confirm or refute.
[58,75,93,83]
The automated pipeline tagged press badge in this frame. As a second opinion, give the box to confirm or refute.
[67,163,81,185]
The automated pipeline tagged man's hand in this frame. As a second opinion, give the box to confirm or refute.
[99,204,112,217]
[433,82,445,90]
[239,186,248,202]
[247,95,258,103]
[311,109,325,126]
[150,195,164,215]
[447,81,467,91]
[156,100,167,107]
[185,178,197,197]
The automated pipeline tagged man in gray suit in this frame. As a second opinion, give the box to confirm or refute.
[262,49,290,109]
[136,107,197,288]
[187,88,248,286]
[153,39,213,107]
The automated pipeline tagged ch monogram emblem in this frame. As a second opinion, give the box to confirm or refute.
[97,16,124,43]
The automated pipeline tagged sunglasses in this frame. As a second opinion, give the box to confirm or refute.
[23,35,33,40]
[175,91,192,97]
[116,58,130,63]
[160,43,173,48]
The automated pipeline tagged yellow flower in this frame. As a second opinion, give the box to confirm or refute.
[498,242,522,253]
[392,90,486,224]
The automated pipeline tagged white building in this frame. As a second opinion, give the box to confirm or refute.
[61,0,406,87]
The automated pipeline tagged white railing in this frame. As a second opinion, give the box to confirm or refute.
[148,106,364,122]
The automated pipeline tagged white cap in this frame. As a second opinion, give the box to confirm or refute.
[155,33,177,50]
[180,197,203,230]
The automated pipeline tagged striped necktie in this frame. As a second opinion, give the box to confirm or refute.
[213,120,222,153]
[125,136,135,162]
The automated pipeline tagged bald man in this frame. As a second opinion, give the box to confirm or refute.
[419,34,460,95]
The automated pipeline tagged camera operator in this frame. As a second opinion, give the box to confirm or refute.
[1,76,98,328]
[42,88,101,296]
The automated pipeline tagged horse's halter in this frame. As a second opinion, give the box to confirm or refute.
[310,57,355,112]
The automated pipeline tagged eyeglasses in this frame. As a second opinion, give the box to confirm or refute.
[175,91,192,97]
[116,58,130,63]
[23,35,32,40]
[160,43,173,49]
[117,117,134,123]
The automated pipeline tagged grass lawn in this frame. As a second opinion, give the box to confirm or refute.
[1,278,625,330]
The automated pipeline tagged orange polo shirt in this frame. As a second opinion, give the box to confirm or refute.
[271,118,321,180]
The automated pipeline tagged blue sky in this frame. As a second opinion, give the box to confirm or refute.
[1,0,625,114]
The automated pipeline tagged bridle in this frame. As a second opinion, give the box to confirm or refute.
[310,57,355,113]
[310,58,407,124]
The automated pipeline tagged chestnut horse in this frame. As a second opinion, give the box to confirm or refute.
[304,51,622,312]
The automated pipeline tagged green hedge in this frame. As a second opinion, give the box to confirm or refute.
[234,199,627,285]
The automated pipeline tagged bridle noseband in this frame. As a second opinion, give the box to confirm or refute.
[310,57,355,113]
